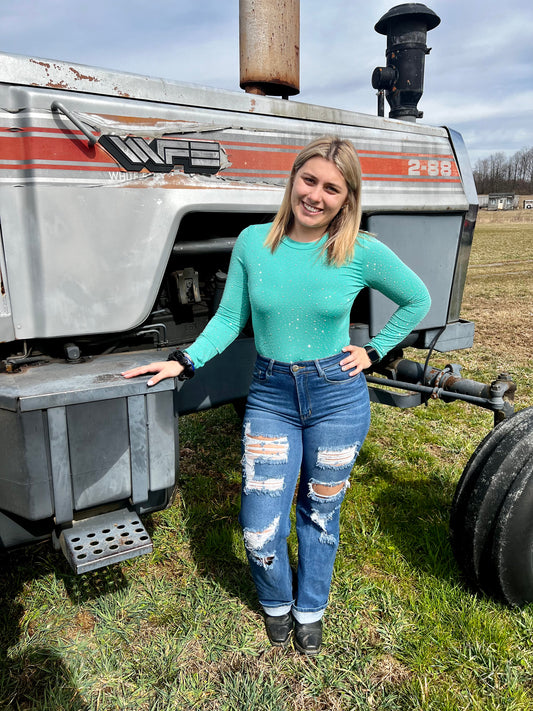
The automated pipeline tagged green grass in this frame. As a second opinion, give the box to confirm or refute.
[1,221,533,710]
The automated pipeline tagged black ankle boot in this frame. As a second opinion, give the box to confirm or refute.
[264,613,294,647]
[293,619,322,655]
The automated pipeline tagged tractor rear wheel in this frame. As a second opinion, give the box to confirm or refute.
[492,452,533,606]
[450,407,533,604]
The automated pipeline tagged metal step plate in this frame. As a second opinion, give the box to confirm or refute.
[59,509,153,573]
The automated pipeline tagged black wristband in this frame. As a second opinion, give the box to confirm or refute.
[167,350,195,380]
[364,345,381,364]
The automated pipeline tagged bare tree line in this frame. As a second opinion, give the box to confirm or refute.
[473,146,533,194]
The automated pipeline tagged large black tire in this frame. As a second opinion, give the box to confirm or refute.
[492,452,533,606]
[466,428,533,595]
[450,408,533,580]
[450,407,533,600]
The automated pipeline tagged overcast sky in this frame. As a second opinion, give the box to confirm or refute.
[1,1,531,163]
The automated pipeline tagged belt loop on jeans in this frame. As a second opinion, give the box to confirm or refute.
[314,358,325,377]
[267,359,274,376]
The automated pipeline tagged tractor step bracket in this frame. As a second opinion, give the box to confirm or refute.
[56,509,153,574]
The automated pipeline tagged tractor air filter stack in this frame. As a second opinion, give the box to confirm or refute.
[239,0,300,98]
[372,3,440,122]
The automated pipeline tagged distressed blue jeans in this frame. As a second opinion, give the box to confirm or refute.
[239,352,371,624]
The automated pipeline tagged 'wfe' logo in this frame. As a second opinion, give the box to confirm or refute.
[100,135,221,174]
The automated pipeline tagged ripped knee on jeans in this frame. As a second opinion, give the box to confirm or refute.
[311,481,346,497]
[249,552,275,568]
[317,443,359,470]
[310,443,359,499]
[243,515,280,568]
[242,423,288,495]
[310,508,338,546]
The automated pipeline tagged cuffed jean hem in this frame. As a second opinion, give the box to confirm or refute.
[262,604,325,623]
[292,608,325,624]
[262,603,293,617]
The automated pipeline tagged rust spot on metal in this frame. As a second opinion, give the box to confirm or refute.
[29,58,51,70]
[239,0,300,96]
[69,67,100,83]
[119,173,261,191]
[45,80,69,89]
[245,86,266,96]
[28,60,69,89]
[113,87,131,98]
[98,113,162,125]
[122,173,208,189]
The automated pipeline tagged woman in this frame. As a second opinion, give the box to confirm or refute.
[122,136,431,655]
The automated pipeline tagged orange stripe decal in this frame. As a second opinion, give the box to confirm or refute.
[0,130,461,183]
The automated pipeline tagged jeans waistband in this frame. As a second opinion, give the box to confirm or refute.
[256,352,344,377]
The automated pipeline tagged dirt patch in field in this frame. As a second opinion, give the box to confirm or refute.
[367,654,412,687]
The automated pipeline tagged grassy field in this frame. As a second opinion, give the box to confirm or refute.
[1,213,533,710]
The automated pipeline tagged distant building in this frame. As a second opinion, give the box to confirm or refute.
[487,193,518,210]
[488,193,517,210]
[478,194,532,210]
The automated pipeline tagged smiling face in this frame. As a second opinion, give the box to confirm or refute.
[289,156,349,242]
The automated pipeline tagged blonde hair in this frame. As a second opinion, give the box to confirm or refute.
[264,136,363,266]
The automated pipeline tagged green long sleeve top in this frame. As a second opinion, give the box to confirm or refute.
[185,222,431,367]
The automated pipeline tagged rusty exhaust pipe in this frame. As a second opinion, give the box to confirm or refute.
[239,0,300,98]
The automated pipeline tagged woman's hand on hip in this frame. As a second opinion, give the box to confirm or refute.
[121,360,184,386]
[340,345,372,376]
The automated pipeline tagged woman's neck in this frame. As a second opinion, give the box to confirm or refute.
[287,224,326,243]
